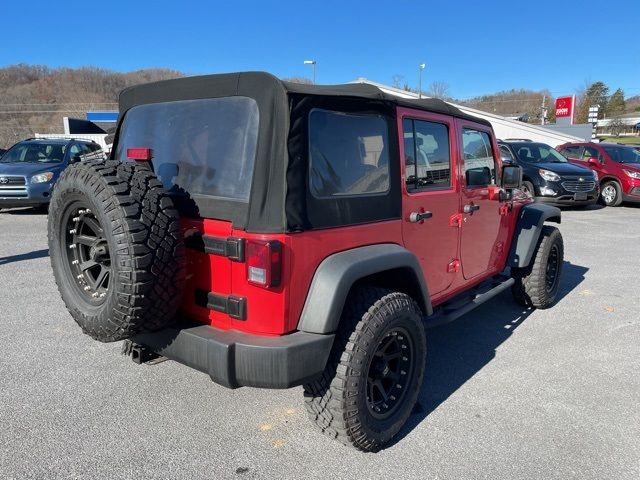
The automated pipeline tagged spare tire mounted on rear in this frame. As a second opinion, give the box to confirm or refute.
[48,160,186,342]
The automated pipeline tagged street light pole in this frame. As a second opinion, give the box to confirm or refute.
[418,63,426,99]
[304,60,316,84]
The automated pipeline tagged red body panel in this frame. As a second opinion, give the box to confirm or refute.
[558,142,640,201]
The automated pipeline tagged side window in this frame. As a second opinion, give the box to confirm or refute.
[68,144,82,160]
[582,146,602,161]
[499,145,514,162]
[402,118,451,191]
[309,109,390,198]
[561,145,582,159]
[462,129,497,187]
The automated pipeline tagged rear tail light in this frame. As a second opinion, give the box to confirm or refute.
[127,148,153,161]
[246,240,282,288]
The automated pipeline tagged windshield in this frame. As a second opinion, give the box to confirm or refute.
[513,143,567,163]
[602,145,640,163]
[0,143,66,164]
[115,96,259,202]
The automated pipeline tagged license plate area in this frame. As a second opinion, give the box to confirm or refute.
[574,192,588,201]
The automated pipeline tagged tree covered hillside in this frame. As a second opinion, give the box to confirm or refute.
[0,65,182,148]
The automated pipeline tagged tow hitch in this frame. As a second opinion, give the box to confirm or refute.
[121,340,165,365]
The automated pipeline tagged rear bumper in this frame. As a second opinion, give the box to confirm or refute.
[131,323,335,389]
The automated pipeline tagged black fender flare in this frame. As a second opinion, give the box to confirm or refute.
[507,203,561,269]
[297,244,432,335]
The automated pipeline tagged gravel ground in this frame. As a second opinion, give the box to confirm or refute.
[0,204,638,480]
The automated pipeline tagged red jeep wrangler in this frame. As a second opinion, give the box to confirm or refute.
[48,72,563,451]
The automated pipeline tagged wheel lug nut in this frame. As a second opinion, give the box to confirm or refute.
[402,356,408,361]
[396,384,402,389]
[390,395,396,401]
[69,229,76,234]
[92,292,99,298]
[99,293,106,298]
[83,286,91,291]
[72,217,80,222]
[400,370,406,375]
[76,274,83,279]
[72,260,78,265]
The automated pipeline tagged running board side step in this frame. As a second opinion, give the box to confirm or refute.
[424,276,515,328]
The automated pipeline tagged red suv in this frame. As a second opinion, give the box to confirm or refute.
[48,72,564,451]
[557,142,640,206]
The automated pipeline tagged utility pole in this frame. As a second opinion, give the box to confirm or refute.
[418,63,426,99]
[303,60,316,84]
[541,95,547,125]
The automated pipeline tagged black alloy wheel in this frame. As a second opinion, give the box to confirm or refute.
[545,244,560,293]
[62,203,111,302]
[366,327,415,420]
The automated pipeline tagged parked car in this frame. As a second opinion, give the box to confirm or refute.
[557,142,640,206]
[498,140,599,207]
[48,72,564,451]
[0,138,102,211]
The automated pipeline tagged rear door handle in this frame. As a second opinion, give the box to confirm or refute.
[463,203,480,214]
[409,211,433,223]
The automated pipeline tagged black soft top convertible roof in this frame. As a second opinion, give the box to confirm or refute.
[117,72,490,233]
[119,71,488,126]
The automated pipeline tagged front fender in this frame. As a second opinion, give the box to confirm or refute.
[297,244,431,334]
[508,203,561,268]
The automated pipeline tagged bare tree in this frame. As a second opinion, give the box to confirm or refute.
[427,81,451,100]
[608,118,627,137]
[391,74,405,89]
[282,76,313,84]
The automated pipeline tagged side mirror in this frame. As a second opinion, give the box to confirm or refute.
[70,153,82,163]
[501,165,522,190]
[587,157,601,166]
[501,154,514,165]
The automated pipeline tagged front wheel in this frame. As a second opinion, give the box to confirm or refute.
[511,225,564,309]
[303,288,426,452]
[521,180,535,199]
[600,180,622,207]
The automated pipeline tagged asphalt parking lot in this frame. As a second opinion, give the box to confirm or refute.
[0,205,639,480]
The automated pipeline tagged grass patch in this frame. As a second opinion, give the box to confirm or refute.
[598,136,640,144]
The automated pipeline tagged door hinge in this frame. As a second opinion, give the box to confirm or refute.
[449,213,464,227]
[447,259,460,273]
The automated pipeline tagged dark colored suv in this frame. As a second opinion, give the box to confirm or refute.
[498,140,599,207]
[557,142,640,206]
[0,138,103,210]
[48,72,564,451]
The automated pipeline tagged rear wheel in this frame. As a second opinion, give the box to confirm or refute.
[303,288,426,452]
[48,160,186,342]
[600,180,622,206]
[511,225,564,309]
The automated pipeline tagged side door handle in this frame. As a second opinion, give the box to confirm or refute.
[409,211,433,223]
[463,203,480,214]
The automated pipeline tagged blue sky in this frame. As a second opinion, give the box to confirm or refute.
[3,0,639,99]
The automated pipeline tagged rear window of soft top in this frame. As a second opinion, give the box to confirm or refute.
[115,96,259,202]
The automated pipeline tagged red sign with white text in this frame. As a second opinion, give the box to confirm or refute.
[555,96,575,121]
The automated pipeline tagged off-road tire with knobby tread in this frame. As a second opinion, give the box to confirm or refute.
[48,160,186,342]
[511,225,563,309]
[303,288,426,452]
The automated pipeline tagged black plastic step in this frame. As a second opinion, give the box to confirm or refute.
[424,276,515,328]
